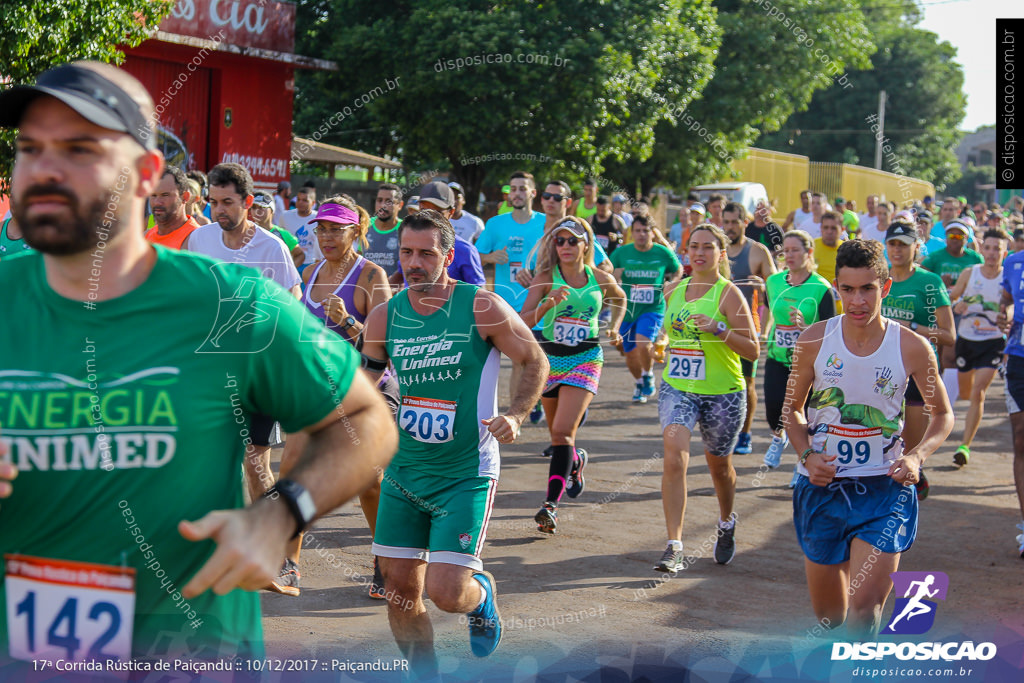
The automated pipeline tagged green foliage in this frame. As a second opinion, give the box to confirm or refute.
[945,164,995,203]
[757,10,965,188]
[0,0,173,192]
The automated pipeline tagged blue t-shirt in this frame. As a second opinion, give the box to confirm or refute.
[476,211,546,311]
[395,235,485,286]
[920,235,947,259]
[1002,250,1024,358]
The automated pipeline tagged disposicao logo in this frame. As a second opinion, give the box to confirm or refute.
[831,571,997,662]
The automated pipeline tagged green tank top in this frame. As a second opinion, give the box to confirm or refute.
[386,283,501,478]
[541,265,603,346]
[662,277,744,394]
[765,270,833,365]
[0,218,33,259]
[576,200,598,221]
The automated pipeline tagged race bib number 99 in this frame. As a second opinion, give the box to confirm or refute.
[5,554,136,662]
[400,396,455,443]
[774,324,800,349]
[826,426,884,471]
[629,285,655,305]
[667,348,706,381]
[553,316,590,346]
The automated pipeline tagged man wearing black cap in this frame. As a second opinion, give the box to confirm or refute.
[448,181,484,243]
[0,61,396,663]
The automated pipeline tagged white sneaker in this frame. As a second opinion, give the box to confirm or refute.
[763,433,788,469]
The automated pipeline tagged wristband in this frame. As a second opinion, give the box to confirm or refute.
[361,354,388,372]
[799,448,815,465]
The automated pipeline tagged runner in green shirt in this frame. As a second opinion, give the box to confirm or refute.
[611,217,681,403]
[0,62,397,666]
[0,217,33,260]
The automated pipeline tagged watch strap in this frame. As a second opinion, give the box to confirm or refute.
[266,479,316,539]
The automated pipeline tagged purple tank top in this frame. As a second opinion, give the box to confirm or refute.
[304,256,368,339]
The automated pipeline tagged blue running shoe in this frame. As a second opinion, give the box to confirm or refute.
[467,571,502,657]
[529,401,543,425]
[789,466,801,489]
[566,448,588,499]
[763,433,788,469]
[641,374,655,396]
[734,432,752,455]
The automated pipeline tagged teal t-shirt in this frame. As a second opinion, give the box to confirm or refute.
[0,218,33,260]
[0,247,359,660]
[881,267,951,353]
[610,243,681,320]
[920,248,983,287]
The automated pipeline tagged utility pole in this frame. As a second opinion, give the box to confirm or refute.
[874,90,886,170]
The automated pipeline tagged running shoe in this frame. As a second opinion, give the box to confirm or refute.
[535,502,558,534]
[714,523,736,565]
[632,385,647,404]
[953,445,970,468]
[1016,522,1024,559]
[369,557,385,600]
[541,445,553,458]
[763,433,788,469]
[467,571,502,657]
[654,543,684,573]
[641,374,656,396]
[266,559,300,597]
[915,469,930,501]
[789,467,801,489]
[566,448,589,499]
[529,401,543,425]
[733,432,752,455]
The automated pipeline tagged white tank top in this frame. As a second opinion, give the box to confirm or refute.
[957,265,1004,341]
[793,209,814,229]
[800,316,907,478]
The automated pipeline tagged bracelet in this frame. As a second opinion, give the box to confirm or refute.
[799,448,815,465]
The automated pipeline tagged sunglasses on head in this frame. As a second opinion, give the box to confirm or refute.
[542,192,567,202]
[555,236,581,247]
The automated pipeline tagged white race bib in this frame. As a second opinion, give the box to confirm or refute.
[400,396,456,443]
[5,554,136,662]
[629,285,656,305]
[509,261,523,283]
[826,425,884,472]
[774,324,800,349]
[667,348,706,381]
[596,235,610,249]
[553,316,590,347]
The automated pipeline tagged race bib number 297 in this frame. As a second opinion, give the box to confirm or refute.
[5,554,136,662]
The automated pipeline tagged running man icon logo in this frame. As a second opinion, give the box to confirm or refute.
[881,571,949,635]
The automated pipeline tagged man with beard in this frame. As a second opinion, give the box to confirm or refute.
[724,201,777,454]
[145,164,199,249]
[0,60,396,664]
[363,182,405,277]
[361,209,547,676]
[590,195,627,253]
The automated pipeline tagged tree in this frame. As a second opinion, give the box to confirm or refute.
[0,0,173,190]
[293,0,720,204]
[757,8,965,187]
[600,0,876,198]
[945,164,995,204]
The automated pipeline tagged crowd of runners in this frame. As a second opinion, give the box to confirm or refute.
[2,61,1024,677]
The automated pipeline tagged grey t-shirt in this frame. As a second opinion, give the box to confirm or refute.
[363,218,403,276]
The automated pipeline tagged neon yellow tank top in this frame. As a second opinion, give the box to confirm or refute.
[662,277,744,394]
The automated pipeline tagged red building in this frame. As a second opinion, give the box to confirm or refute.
[121,0,334,191]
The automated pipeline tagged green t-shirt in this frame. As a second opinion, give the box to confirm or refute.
[0,247,359,660]
[610,243,681,320]
[881,267,951,353]
[842,209,859,231]
[541,265,603,344]
[270,224,299,251]
[765,270,835,365]
[920,248,983,288]
[0,218,33,260]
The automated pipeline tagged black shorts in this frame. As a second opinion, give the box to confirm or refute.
[250,413,281,448]
[955,337,1005,372]
[740,357,758,379]
[904,377,924,407]
[1005,354,1024,414]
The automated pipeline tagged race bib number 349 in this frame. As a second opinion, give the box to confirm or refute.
[400,396,456,443]
[5,554,136,662]
[553,316,590,346]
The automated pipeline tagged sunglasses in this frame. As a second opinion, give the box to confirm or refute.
[542,192,567,202]
[314,225,352,237]
[555,236,582,247]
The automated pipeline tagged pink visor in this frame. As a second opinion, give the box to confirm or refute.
[308,203,359,226]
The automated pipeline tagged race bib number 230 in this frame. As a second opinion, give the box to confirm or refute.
[5,554,136,662]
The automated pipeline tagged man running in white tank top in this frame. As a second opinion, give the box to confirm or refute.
[784,239,953,639]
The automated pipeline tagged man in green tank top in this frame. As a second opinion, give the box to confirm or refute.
[361,210,547,677]
[0,61,398,666]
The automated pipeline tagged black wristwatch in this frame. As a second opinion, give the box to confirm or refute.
[340,315,357,331]
[265,479,316,539]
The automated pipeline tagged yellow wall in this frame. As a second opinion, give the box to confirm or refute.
[839,165,935,210]
[730,148,809,220]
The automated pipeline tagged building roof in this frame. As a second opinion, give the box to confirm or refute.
[291,137,402,170]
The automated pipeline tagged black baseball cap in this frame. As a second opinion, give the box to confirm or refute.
[419,181,455,210]
[0,63,156,150]
[885,221,918,245]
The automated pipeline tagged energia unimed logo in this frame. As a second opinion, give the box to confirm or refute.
[831,571,997,663]
[882,571,948,635]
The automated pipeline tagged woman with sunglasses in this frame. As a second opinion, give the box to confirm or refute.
[271,195,397,600]
[761,231,835,482]
[654,223,759,573]
[611,214,682,403]
[520,217,626,534]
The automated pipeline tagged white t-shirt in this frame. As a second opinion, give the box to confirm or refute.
[451,211,485,243]
[858,213,879,237]
[186,223,301,291]
[802,220,822,240]
[793,209,814,229]
[278,209,322,264]
[859,222,889,244]
[274,194,288,217]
